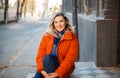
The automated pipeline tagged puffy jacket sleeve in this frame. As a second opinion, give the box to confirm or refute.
[55,34,79,77]
[36,34,47,73]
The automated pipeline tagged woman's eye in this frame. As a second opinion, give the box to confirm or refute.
[54,20,64,24]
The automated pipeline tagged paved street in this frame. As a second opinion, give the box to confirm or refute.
[0,17,49,78]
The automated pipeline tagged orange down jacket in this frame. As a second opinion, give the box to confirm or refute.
[36,31,79,78]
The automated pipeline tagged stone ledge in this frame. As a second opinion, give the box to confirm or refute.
[27,62,96,78]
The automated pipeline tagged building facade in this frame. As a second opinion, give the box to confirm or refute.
[62,0,119,66]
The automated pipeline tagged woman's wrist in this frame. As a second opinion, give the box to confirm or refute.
[49,73,59,78]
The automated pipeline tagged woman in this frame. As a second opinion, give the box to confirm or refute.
[34,12,79,78]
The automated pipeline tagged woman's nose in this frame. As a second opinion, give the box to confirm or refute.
[58,22,61,26]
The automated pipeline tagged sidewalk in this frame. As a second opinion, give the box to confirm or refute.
[27,62,120,78]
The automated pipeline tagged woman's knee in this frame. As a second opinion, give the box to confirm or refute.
[43,54,59,73]
[43,54,53,62]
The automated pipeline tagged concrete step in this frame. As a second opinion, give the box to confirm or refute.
[27,62,120,78]
[27,62,96,78]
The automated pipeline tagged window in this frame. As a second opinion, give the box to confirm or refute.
[79,0,106,19]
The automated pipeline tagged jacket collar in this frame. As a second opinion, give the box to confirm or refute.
[61,31,73,40]
[48,31,73,41]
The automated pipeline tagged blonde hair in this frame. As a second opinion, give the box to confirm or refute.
[48,12,74,35]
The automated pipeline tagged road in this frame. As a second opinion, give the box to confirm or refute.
[0,18,49,78]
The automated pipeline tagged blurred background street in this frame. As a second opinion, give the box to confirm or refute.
[0,14,49,78]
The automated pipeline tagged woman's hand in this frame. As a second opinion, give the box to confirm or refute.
[41,71,49,78]
[48,73,59,78]
[41,71,59,78]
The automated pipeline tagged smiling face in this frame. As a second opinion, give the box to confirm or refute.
[54,16,66,32]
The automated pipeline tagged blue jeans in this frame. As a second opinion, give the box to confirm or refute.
[34,54,59,78]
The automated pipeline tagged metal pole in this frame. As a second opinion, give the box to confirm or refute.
[72,0,79,61]
[72,0,78,36]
